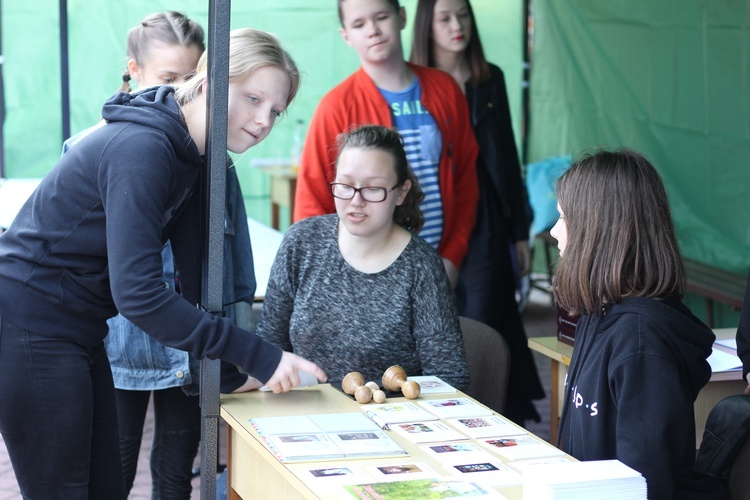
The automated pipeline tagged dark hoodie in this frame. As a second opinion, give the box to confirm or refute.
[0,87,282,384]
[557,296,715,499]
[736,270,750,380]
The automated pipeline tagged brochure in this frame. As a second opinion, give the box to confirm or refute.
[343,478,506,499]
[407,375,457,394]
[477,435,565,461]
[443,415,527,439]
[389,420,468,444]
[417,398,494,419]
[364,461,440,482]
[420,442,499,466]
[361,402,439,424]
[249,412,407,463]
[446,460,522,486]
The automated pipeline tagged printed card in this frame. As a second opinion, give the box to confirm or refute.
[420,442,499,466]
[365,462,439,482]
[417,398,494,419]
[343,478,506,499]
[294,465,373,495]
[407,375,457,394]
[477,435,565,461]
[444,415,527,439]
[447,460,522,486]
[361,402,438,424]
[390,420,467,444]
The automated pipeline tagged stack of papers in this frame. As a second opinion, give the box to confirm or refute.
[522,459,647,499]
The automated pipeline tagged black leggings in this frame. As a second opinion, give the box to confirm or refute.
[116,387,201,499]
[0,315,126,499]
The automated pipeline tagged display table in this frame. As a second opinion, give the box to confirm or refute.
[0,178,42,229]
[529,328,745,446]
[220,384,573,499]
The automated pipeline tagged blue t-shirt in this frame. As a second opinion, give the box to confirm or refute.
[379,79,444,249]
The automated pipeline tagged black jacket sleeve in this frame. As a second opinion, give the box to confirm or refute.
[736,269,750,380]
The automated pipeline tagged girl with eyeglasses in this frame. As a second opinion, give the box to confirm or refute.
[254,125,470,389]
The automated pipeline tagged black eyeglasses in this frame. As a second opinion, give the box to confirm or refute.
[329,183,399,203]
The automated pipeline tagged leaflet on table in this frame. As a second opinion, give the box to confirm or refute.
[476,435,565,461]
[443,415,527,439]
[343,478,507,499]
[364,461,441,482]
[445,460,522,487]
[406,375,457,394]
[417,397,494,419]
[361,402,439,424]
[389,420,468,444]
[420,442,499,466]
[249,412,407,462]
[295,461,442,495]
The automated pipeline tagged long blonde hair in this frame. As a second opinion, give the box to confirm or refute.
[174,28,300,110]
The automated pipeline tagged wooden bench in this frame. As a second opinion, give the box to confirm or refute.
[684,258,748,328]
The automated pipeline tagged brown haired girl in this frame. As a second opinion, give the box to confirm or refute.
[552,148,718,498]
[255,125,470,389]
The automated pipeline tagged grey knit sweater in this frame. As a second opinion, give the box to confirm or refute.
[256,215,469,389]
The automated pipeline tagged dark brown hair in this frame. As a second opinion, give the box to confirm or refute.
[335,125,425,233]
[338,0,401,27]
[552,148,685,316]
[409,0,490,85]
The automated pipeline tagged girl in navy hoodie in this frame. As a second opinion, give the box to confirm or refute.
[0,28,325,499]
[551,149,720,499]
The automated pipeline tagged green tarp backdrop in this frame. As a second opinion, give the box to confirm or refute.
[2,0,749,313]
[0,0,522,223]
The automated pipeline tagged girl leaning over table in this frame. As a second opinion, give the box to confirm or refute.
[0,27,325,499]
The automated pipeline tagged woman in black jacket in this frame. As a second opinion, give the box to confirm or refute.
[410,0,544,425]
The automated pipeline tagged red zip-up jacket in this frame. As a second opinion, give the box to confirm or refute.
[294,64,479,269]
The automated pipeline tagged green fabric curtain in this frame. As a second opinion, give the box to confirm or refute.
[1,0,522,228]
[529,0,750,274]
[3,0,747,275]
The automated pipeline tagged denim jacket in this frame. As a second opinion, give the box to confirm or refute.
[104,167,255,394]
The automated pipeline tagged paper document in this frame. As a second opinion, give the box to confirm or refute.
[707,347,742,373]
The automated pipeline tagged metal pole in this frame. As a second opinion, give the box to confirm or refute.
[59,0,70,141]
[0,0,5,178]
[200,0,230,498]
[521,0,532,165]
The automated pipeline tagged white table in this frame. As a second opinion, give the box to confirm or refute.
[247,217,283,299]
[0,178,282,300]
[0,178,41,229]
